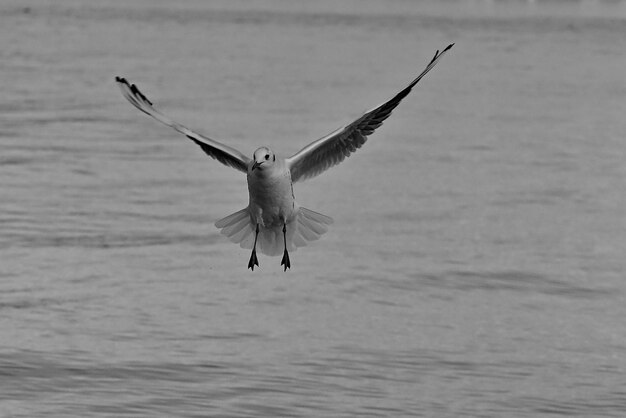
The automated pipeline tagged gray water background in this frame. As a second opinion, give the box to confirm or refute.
[2,0,626,416]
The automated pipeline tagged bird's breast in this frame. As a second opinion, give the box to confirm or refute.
[247,167,296,226]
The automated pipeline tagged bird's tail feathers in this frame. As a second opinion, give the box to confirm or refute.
[291,207,333,249]
[214,208,256,250]
[214,207,333,256]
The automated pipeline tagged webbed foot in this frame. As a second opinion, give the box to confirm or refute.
[248,250,259,271]
[280,249,290,272]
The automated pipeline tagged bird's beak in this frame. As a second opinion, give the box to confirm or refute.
[251,161,261,171]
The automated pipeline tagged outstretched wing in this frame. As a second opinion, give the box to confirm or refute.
[116,77,251,173]
[286,43,453,183]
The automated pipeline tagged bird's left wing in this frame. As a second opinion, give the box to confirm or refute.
[116,77,251,173]
[286,43,453,183]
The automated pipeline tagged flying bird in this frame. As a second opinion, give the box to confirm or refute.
[116,43,453,271]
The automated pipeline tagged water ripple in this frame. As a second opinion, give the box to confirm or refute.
[418,270,614,299]
[1,232,220,249]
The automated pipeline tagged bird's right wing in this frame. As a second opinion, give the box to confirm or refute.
[286,44,453,183]
[116,77,251,174]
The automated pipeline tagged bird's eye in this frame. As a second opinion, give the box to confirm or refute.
[265,155,270,160]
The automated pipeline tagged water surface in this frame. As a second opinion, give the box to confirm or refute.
[2,0,626,416]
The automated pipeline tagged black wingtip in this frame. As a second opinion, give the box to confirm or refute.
[115,76,154,106]
[429,43,454,64]
[129,82,153,106]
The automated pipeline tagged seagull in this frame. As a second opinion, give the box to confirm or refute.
[116,43,453,271]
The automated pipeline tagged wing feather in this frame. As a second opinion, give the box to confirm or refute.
[286,43,453,183]
[115,77,250,173]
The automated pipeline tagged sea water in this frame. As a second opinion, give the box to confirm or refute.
[2,0,626,416]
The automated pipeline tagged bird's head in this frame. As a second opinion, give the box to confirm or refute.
[251,147,275,172]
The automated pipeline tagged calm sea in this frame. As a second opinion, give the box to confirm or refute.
[2,0,626,416]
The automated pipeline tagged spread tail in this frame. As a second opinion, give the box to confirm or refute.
[214,207,333,256]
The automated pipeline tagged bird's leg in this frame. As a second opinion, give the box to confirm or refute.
[248,224,259,271]
[280,223,291,271]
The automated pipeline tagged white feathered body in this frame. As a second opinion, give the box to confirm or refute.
[215,157,333,256]
[247,158,297,228]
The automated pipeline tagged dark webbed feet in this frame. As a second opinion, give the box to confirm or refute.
[248,224,260,271]
[281,250,290,271]
[248,223,291,271]
[248,249,259,271]
[281,223,290,271]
